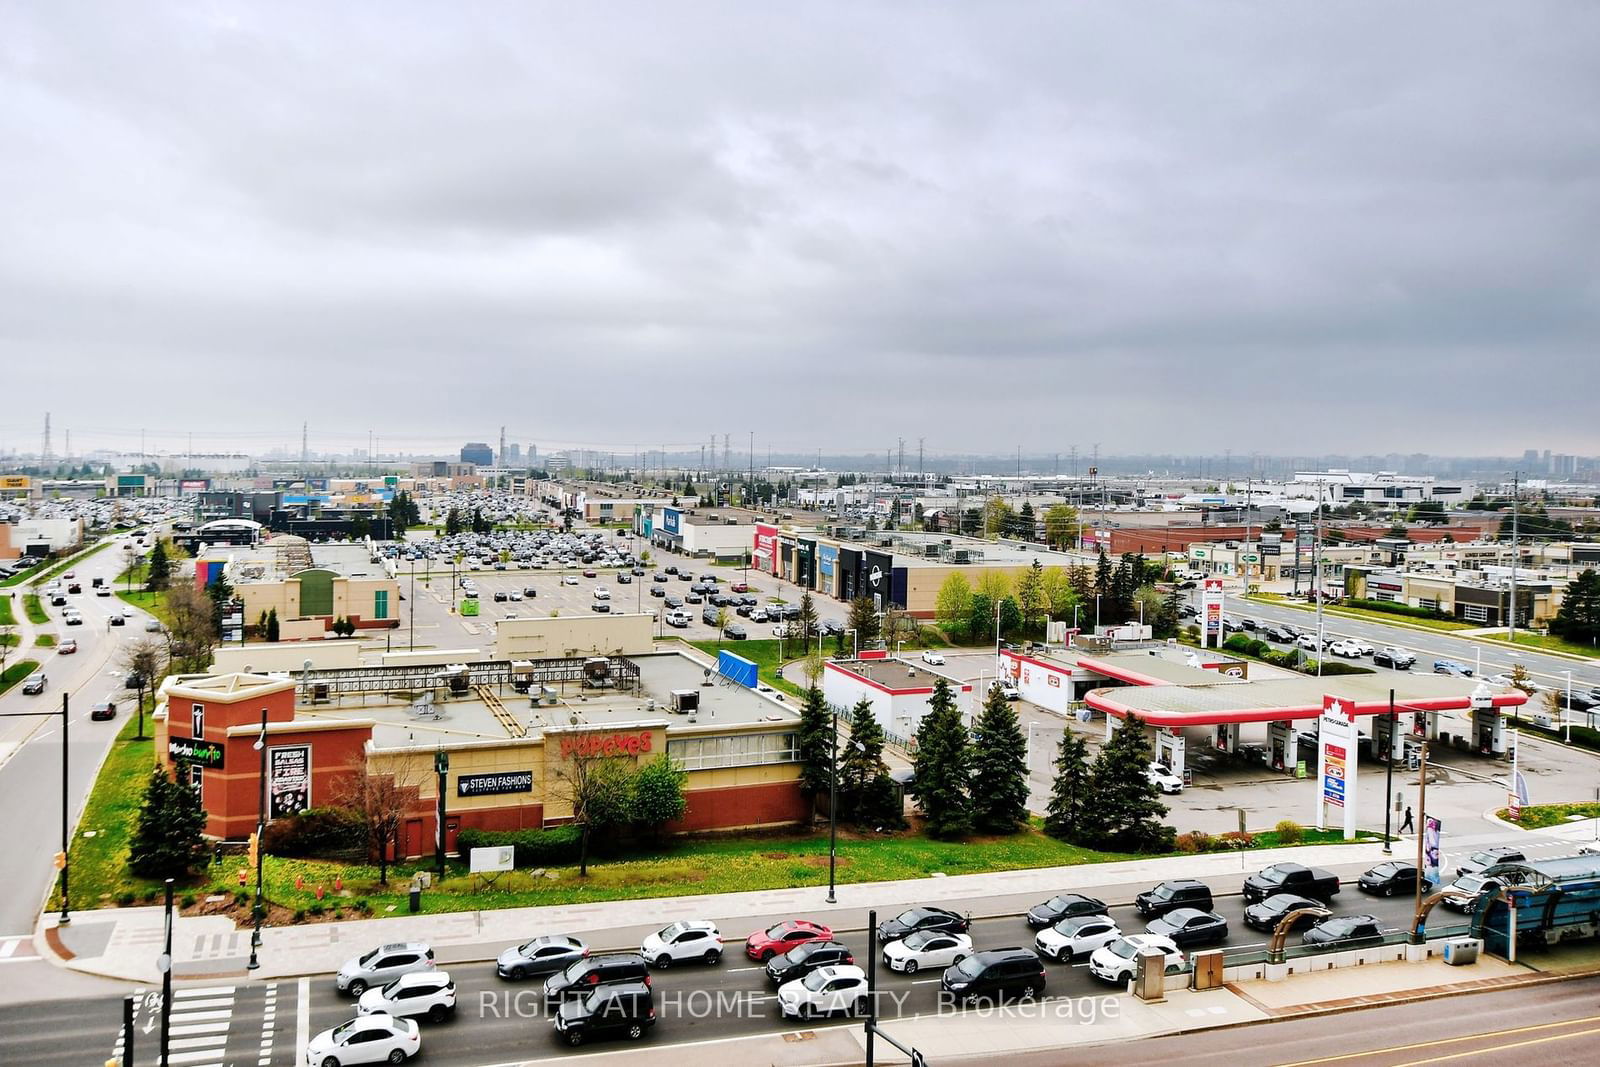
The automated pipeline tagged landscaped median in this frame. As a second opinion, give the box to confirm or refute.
[1246,592,1476,633]
[0,660,41,696]
[22,594,49,625]
[1494,801,1600,830]
[1480,631,1600,660]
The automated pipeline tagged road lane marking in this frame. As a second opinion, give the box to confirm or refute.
[296,976,310,1062]
[1395,1025,1600,1066]
[174,985,237,998]
[1276,1013,1600,1065]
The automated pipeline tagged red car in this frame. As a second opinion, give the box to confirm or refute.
[58,639,78,654]
[744,919,833,961]
[730,583,749,593]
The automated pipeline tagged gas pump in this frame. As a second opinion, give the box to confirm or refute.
[1268,720,1291,772]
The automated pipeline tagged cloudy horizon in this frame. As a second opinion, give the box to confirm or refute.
[2,3,1597,459]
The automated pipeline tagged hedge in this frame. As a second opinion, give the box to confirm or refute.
[1345,597,1452,622]
[456,825,583,867]
[261,806,366,858]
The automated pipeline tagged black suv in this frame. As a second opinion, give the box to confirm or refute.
[939,947,1046,1005]
[1025,894,1108,929]
[1136,880,1213,919]
[765,940,855,985]
[553,982,655,1047]
[543,953,651,1006]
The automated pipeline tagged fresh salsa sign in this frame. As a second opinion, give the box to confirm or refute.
[558,731,653,760]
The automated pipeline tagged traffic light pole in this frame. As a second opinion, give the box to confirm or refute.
[863,908,926,1067]
[1,695,72,925]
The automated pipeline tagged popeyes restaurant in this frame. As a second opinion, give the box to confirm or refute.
[156,652,811,858]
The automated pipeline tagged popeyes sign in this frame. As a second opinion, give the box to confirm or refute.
[559,731,654,760]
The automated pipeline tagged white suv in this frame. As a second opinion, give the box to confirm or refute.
[1088,934,1184,984]
[593,587,611,600]
[640,920,721,968]
[335,942,436,996]
[777,964,868,1019]
[357,971,457,1022]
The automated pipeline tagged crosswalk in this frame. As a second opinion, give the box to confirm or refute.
[0,935,38,963]
[112,982,281,1067]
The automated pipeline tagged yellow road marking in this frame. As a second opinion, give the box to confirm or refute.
[1275,1013,1600,1065]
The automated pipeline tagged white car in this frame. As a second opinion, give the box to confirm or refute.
[881,930,972,974]
[508,591,522,601]
[593,587,611,600]
[777,964,869,1019]
[304,1014,420,1065]
[641,920,722,968]
[1087,934,1185,984]
[356,971,457,1022]
[1147,764,1184,795]
[920,650,946,666]
[563,575,580,585]
[1034,913,1122,963]
[999,683,1021,701]
[1327,639,1366,658]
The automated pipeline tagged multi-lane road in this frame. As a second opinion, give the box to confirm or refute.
[0,857,1460,1065]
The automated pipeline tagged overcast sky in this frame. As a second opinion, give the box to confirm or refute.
[2,3,1597,461]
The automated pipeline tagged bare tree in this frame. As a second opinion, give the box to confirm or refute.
[332,758,426,886]
[164,582,218,672]
[550,746,634,877]
[118,637,169,741]
[0,622,14,681]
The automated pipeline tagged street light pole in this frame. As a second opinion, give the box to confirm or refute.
[1413,740,1430,933]
[1383,690,1396,855]
[826,705,838,904]
[59,692,70,926]
[1565,670,1574,743]
[410,563,416,652]
[248,706,268,970]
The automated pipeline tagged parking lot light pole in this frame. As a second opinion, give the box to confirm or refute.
[1564,670,1574,742]
[827,704,839,903]
[1383,691,1396,855]
[248,706,268,970]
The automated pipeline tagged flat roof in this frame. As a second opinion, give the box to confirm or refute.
[1087,673,1528,727]
[832,657,970,693]
[293,651,800,749]
[1001,646,1248,688]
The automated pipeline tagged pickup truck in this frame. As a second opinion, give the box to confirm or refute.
[1243,862,1341,904]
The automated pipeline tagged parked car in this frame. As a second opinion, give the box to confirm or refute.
[778,964,868,1019]
[1455,846,1525,876]
[304,1014,420,1065]
[496,935,587,980]
[881,930,972,974]
[1033,914,1121,963]
[745,920,833,962]
[1025,893,1108,929]
[553,982,655,1047]
[1302,914,1385,949]
[356,971,456,1022]
[640,920,722,968]
[938,947,1046,1004]
[1136,880,1213,919]
[1359,861,1432,897]
[1374,647,1416,670]
[493,591,509,602]
[335,943,436,996]
[1243,863,1341,904]
[1145,908,1228,947]
[523,587,539,599]
[1087,934,1183,985]
[543,953,651,1005]
[920,650,946,666]
[1243,893,1326,933]
[765,940,855,986]
[724,624,747,640]
[1147,764,1184,794]
[999,683,1021,701]
[1261,625,1292,644]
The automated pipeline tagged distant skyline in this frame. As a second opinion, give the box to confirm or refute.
[3,4,1597,455]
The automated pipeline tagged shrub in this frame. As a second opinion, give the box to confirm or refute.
[1184,625,1201,641]
[261,806,366,859]
[180,893,197,909]
[1274,819,1304,844]
[1246,639,1270,658]
[1175,830,1215,853]
[1218,830,1256,849]
[1346,597,1450,622]
[233,889,250,907]
[1222,634,1251,653]
[352,899,370,913]
[293,908,306,923]
[116,892,136,907]
[456,825,583,867]
[308,902,325,917]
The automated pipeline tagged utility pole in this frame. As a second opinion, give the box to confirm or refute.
[1383,690,1396,855]
[1412,740,1430,931]
[1314,481,1325,676]
[918,438,924,478]
[897,437,905,479]
[41,412,51,465]
[1509,472,1520,643]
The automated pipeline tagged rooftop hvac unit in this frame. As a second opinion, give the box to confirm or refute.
[582,657,613,689]
[671,689,700,714]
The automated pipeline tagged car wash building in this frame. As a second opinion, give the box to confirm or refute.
[821,652,974,744]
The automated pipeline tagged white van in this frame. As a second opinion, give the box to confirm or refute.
[665,610,690,628]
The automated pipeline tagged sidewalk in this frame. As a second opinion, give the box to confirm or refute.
[42,841,1393,985]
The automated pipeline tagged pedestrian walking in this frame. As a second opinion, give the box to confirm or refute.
[1400,806,1415,834]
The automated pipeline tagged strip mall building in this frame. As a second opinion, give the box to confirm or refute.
[154,650,809,856]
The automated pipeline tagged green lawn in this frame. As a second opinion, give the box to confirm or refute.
[1481,632,1600,660]
[0,595,15,626]
[34,633,55,647]
[1246,594,1475,632]
[0,660,40,695]
[689,638,811,698]
[0,561,47,588]
[51,712,157,910]
[1494,801,1600,831]
[116,586,175,629]
[22,594,48,625]
[28,539,111,587]
[0,633,18,648]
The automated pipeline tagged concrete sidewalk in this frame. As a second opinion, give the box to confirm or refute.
[43,841,1392,985]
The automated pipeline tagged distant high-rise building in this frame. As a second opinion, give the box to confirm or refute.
[460,442,493,466]
[505,443,521,463]
[1523,449,1540,467]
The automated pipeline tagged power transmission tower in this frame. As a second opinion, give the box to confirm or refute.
[918,438,924,477]
[41,412,51,464]
[897,437,905,478]
[301,421,309,477]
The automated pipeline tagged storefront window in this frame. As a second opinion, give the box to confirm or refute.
[668,732,799,771]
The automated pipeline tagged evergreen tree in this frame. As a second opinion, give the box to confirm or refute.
[145,541,171,592]
[1085,714,1173,853]
[206,572,234,636]
[1016,560,1045,636]
[838,698,901,826]
[911,679,972,838]
[846,596,880,646]
[970,684,1029,833]
[444,507,462,535]
[266,608,280,642]
[967,592,994,644]
[796,686,835,812]
[128,767,209,878]
[1550,568,1600,646]
[997,596,1023,639]
[1044,729,1092,842]
[1093,549,1113,604]
[796,591,820,655]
